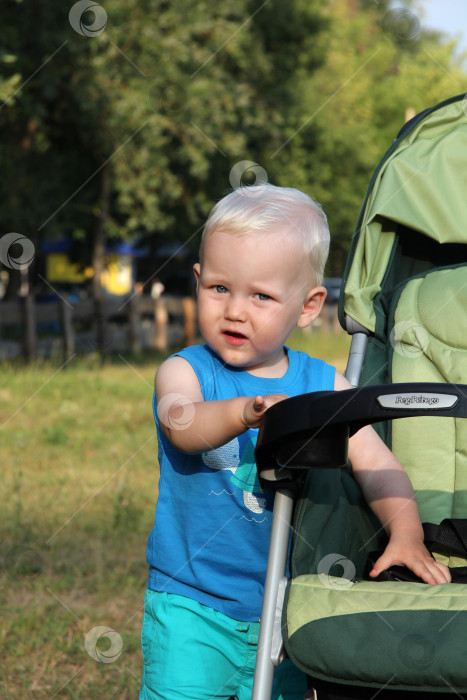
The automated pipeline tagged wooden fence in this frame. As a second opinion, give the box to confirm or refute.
[0,294,197,361]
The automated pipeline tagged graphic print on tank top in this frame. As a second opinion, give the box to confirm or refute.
[201,432,273,518]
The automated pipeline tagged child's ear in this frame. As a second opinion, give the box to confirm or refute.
[296,286,327,328]
[193,263,200,291]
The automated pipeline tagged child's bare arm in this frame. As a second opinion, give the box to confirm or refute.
[155,356,287,454]
[335,372,451,585]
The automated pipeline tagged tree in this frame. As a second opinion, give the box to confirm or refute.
[278,0,467,274]
[1,0,465,297]
[90,0,329,248]
[1,0,330,301]
[0,1,110,296]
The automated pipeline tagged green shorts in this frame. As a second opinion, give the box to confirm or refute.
[139,589,306,700]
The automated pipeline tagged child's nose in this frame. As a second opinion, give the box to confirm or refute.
[224,296,247,321]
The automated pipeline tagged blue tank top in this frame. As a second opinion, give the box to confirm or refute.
[146,344,335,621]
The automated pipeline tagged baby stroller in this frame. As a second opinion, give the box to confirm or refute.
[252,94,467,699]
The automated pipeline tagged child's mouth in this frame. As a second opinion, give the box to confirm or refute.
[223,330,248,345]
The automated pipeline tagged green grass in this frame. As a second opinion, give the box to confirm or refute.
[0,329,350,698]
[287,327,350,373]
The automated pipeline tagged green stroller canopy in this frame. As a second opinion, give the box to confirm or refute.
[343,96,467,334]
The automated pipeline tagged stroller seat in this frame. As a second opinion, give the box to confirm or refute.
[391,266,467,533]
[281,267,467,697]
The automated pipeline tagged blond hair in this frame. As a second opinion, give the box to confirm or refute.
[200,184,330,284]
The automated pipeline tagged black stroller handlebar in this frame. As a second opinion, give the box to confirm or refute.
[255,383,467,488]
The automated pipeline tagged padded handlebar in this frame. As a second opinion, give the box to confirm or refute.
[255,383,467,489]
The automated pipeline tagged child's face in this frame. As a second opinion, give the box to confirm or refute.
[193,229,325,375]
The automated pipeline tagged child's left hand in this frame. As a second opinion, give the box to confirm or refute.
[369,533,451,584]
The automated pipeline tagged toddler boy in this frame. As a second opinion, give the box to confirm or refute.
[140,184,450,700]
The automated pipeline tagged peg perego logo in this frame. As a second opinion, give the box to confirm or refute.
[377,392,458,410]
[395,395,439,406]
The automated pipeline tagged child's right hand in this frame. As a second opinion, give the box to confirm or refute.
[242,394,288,429]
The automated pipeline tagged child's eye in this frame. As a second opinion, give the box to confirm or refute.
[256,293,271,301]
[215,285,228,294]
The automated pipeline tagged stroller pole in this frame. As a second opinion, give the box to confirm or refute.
[252,488,294,700]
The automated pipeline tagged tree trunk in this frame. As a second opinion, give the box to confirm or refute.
[92,163,112,354]
[3,268,21,300]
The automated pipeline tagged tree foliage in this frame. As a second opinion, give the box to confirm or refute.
[271,0,467,273]
[0,0,466,292]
